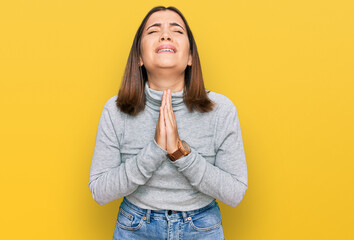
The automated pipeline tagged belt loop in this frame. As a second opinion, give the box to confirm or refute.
[181,211,188,223]
[146,209,151,223]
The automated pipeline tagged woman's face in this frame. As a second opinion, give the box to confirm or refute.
[139,10,192,74]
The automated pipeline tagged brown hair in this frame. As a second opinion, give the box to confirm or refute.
[115,6,215,116]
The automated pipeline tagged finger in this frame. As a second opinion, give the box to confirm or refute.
[166,89,171,114]
[167,90,174,125]
[165,90,171,121]
[170,89,174,116]
[161,90,166,127]
[164,100,172,128]
[158,91,164,117]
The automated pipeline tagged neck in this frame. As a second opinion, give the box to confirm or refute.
[144,80,185,112]
[146,69,185,92]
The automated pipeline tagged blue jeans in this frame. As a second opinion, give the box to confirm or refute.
[113,197,225,240]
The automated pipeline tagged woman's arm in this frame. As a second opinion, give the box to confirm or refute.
[170,102,248,207]
[88,106,168,206]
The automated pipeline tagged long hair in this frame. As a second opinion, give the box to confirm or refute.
[116,6,215,116]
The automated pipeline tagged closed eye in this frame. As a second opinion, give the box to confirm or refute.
[148,30,183,34]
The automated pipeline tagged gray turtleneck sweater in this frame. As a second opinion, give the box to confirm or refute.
[88,81,248,211]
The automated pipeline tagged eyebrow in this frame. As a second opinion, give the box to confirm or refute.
[146,22,185,31]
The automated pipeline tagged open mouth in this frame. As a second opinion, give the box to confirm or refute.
[155,44,177,54]
[157,49,175,53]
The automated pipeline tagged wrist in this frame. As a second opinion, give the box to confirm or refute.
[167,139,191,161]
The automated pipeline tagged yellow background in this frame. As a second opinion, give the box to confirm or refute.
[1,0,353,239]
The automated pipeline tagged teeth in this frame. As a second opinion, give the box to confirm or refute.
[158,48,174,53]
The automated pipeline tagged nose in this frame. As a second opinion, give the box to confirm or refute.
[160,30,172,42]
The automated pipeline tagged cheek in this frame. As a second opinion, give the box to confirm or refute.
[179,38,190,54]
[140,39,154,58]
[140,41,146,57]
[181,43,191,57]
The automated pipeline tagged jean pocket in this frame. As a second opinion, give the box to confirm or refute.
[116,207,145,231]
[189,203,222,232]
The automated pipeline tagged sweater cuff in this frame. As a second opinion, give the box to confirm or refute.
[169,149,195,171]
[169,149,207,188]
[153,139,168,155]
[136,139,168,174]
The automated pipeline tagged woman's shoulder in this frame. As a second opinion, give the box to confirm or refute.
[206,90,240,125]
[100,94,125,119]
[206,89,237,111]
[102,94,118,110]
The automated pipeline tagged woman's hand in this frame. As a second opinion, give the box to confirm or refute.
[154,89,180,154]
[154,90,167,150]
[164,89,180,154]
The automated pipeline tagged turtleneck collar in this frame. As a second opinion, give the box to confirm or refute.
[144,81,185,111]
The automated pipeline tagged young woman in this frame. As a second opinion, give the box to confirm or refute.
[89,6,248,240]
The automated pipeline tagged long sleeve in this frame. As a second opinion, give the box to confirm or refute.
[88,106,168,206]
[170,102,248,207]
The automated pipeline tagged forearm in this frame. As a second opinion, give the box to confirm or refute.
[170,150,248,207]
[89,139,168,206]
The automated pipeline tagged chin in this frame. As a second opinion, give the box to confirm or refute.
[159,65,187,71]
[153,62,179,68]
[145,61,187,72]
[158,64,178,68]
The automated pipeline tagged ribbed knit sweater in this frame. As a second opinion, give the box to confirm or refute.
[88,81,248,211]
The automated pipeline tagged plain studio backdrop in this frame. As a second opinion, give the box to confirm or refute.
[0,0,353,239]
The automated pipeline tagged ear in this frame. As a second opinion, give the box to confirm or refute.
[139,57,143,67]
[187,51,192,66]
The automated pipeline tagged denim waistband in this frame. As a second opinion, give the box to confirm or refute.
[121,197,217,223]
